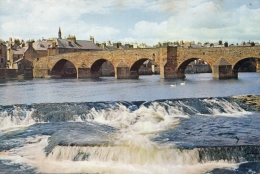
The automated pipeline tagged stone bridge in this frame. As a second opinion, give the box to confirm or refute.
[33,46,260,79]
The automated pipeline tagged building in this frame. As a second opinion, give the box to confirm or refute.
[0,40,7,68]
[0,38,37,78]
[48,28,101,56]
[33,39,52,57]
[13,40,38,78]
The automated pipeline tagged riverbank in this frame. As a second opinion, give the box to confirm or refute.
[232,94,260,112]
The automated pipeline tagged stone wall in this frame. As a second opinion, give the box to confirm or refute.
[36,50,48,58]
[0,44,7,68]
[0,69,17,79]
[16,59,33,78]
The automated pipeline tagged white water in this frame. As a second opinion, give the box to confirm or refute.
[0,135,237,174]
[0,99,252,173]
[202,98,251,117]
[0,107,35,133]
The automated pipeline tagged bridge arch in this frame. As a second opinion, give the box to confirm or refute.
[233,57,260,72]
[90,58,115,77]
[130,58,159,77]
[177,58,212,75]
[51,58,77,78]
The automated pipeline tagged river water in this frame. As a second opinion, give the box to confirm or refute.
[0,72,260,174]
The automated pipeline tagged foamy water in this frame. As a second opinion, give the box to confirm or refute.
[0,108,35,135]
[0,135,237,174]
[0,98,259,173]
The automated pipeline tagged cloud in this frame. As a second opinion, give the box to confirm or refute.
[128,1,260,45]
[0,0,120,40]
[86,25,120,42]
[0,0,259,45]
[131,21,168,38]
[145,0,208,13]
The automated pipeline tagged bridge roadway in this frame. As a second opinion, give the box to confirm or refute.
[33,46,260,79]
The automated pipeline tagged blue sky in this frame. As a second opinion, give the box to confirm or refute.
[0,0,260,46]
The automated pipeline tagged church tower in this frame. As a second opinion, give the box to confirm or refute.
[58,27,62,39]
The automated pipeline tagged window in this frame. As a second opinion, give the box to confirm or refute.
[0,58,3,63]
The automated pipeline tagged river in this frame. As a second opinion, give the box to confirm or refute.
[0,72,260,174]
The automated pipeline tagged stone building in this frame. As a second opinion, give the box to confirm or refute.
[33,39,52,57]
[0,39,16,78]
[6,38,23,68]
[13,40,38,78]
[0,40,7,68]
[48,28,101,56]
[6,39,39,78]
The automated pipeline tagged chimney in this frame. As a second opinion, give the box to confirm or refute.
[90,36,94,43]
[224,41,228,47]
[52,41,56,48]
[21,40,25,47]
[117,42,122,48]
[102,42,106,49]
[27,39,34,48]
[184,41,191,47]
[113,42,122,48]
[14,39,21,46]
[67,35,76,43]
[9,37,13,45]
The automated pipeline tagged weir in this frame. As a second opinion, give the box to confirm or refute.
[46,144,260,164]
[0,97,260,173]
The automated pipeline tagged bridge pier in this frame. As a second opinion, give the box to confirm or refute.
[213,57,237,79]
[33,68,49,78]
[130,71,139,79]
[160,47,186,79]
[212,66,238,79]
[115,67,129,79]
[115,67,139,79]
[256,59,260,72]
[78,68,100,78]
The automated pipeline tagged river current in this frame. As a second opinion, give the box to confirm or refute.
[0,73,260,174]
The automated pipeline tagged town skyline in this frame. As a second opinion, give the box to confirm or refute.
[1,0,260,46]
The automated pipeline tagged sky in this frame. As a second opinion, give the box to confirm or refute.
[0,0,260,46]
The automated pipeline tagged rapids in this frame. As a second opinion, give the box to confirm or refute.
[0,97,260,173]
